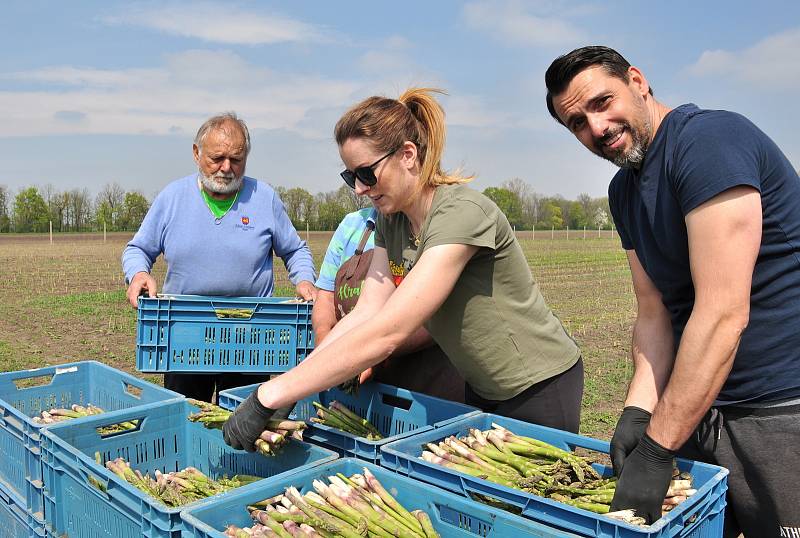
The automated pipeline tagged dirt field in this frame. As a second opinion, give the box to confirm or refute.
[0,230,633,439]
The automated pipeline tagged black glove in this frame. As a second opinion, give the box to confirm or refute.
[272,403,295,421]
[610,406,652,476]
[610,432,675,524]
[222,391,276,452]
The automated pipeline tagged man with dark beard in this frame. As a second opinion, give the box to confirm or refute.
[545,47,800,535]
[122,112,316,401]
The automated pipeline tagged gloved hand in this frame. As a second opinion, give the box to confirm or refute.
[272,403,295,421]
[223,391,276,452]
[610,432,675,524]
[610,406,652,476]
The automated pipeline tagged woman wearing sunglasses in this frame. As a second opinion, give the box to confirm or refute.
[222,88,584,453]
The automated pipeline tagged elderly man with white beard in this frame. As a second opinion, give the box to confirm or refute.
[122,112,317,401]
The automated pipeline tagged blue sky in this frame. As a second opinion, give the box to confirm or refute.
[1,1,798,200]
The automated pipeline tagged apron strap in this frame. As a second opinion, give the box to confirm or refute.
[354,220,375,255]
[345,220,375,279]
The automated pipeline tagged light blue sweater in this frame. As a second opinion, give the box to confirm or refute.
[122,174,316,297]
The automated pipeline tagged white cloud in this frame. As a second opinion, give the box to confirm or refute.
[461,0,585,47]
[4,66,166,88]
[446,94,510,129]
[687,27,800,91]
[0,50,359,138]
[101,2,330,45]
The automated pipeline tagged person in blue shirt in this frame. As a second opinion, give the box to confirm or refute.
[122,112,317,401]
[546,46,800,533]
[311,206,464,401]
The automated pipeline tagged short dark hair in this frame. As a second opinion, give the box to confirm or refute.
[545,46,653,125]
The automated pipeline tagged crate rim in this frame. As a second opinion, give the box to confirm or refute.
[138,294,314,305]
[219,381,482,446]
[0,360,183,414]
[380,412,729,533]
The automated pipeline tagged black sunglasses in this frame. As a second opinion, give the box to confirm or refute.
[340,148,398,189]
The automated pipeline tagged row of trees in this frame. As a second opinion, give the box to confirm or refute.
[0,179,612,234]
[0,183,150,233]
[275,178,613,232]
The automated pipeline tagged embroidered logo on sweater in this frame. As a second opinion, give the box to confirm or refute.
[235,215,254,231]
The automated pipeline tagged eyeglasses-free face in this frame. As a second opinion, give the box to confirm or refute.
[340,148,397,189]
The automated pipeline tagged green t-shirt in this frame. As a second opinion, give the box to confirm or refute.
[375,184,580,400]
[200,187,238,219]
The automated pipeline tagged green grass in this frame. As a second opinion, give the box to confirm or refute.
[26,290,131,318]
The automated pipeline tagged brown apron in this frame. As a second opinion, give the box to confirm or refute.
[333,220,374,320]
[332,220,465,403]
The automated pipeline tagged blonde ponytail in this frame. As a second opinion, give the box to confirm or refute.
[334,87,471,190]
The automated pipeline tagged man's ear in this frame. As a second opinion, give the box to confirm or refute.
[192,144,201,165]
[627,66,650,98]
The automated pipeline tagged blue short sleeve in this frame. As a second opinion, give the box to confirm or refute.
[608,174,634,250]
[670,111,763,214]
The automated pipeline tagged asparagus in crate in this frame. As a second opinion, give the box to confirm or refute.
[311,401,383,440]
[98,455,261,507]
[420,423,697,522]
[224,467,440,538]
[188,399,307,456]
[32,403,139,433]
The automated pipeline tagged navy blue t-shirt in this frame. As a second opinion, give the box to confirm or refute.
[609,104,800,405]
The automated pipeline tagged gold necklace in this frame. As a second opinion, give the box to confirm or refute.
[409,189,433,247]
[409,221,421,247]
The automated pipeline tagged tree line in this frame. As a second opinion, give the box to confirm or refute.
[0,179,613,234]
[0,183,149,233]
[273,178,614,233]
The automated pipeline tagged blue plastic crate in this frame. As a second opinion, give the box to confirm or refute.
[0,487,45,538]
[181,458,580,538]
[381,413,728,538]
[219,381,480,463]
[40,399,337,538]
[0,360,181,523]
[136,295,314,373]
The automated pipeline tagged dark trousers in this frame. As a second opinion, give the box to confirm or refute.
[678,403,800,538]
[164,372,271,403]
[465,357,584,433]
[373,345,466,403]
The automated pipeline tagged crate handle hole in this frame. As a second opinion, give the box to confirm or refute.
[13,374,54,389]
[380,393,413,410]
[123,382,143,398]
[213,307,254,320]
[97,418,142,438]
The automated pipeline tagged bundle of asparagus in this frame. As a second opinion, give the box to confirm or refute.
[420,423,696,523]
[224,467,440,538]
[311,401,383,440]
[215,308,254,319]
[31,403,138,433]
[99,455,261,507]
[187,399,307,456]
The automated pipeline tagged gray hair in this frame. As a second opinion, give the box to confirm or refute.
[194,112,251,156]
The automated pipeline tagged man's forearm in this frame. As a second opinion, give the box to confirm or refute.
[625,312,675,412]
[647,309,744,450]
[282,245,317,285]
